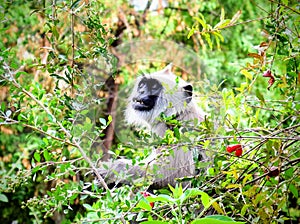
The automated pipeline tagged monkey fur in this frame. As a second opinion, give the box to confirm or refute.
[98,64,205,189]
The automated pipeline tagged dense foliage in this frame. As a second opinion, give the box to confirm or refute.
[0,0,299,223]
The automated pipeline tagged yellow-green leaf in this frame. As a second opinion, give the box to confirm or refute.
[220,7,225,21]
[214,19,231,29]
[242,174,252,185]
[230,10,242,25]
[194,16,207,29]
[212,201,225,214]
[241,69,253,80]
[188,28,195,39]
[226,184,241,189]
[202,33,213,49]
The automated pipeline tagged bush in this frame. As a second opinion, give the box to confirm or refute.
[0,0,299,223]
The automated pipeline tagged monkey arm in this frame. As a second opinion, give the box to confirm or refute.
[97,147,196,189]
[97,155,156,186]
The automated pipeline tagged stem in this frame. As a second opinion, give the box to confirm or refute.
[268,0,300,15]
[70,0,75,88]
[0,72,110,192]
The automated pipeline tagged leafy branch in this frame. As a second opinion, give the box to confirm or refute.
[188,9,268,50]
[0,63,110,192]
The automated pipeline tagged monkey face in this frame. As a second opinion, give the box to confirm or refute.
[125,64,204,134]
[132,77,163,112]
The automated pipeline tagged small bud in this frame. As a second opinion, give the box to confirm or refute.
[268,166,280,177]
[262,70,275,90]
[263,70,272,77]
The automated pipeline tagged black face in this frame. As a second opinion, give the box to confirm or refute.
[132,77,163,111]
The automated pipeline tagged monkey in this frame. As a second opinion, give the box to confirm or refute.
[98,64,206,189]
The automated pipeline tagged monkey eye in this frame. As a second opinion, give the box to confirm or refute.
[138,81,145,88]
[152,83,158,89]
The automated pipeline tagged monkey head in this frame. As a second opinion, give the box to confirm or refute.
[131,77,163,112]
[125,64,202,135]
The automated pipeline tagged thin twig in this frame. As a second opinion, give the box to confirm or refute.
[70,0,75,88]
[268,0,300,15]
[244,158,300,186]
[0,71,110,192]
[0,116,77,147]
[194,16,269,35]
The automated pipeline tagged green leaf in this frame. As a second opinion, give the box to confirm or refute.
[220,7,225,21]
[230,10,242,25]
[15,71,27,79]
[188,28,195,39]
[83,203,95,211]
[180,188,204,203]
[52,26,59,40]
[200,191,210,209]
[172,184,183,199]
[34,152,41,162]
[42,125,48,132]
[289,184,298,198]
[214,19,231,29]
[136,198,152,211]
[240,69,253,80]
[0,193,8,202]
[179,188,211,209]
[206,215,235,221]
[193,16,207,29]
[47,113,55,122]
[191,215,246,224]
[213,31,224,42]
[43,149,51,161]
[213,32,221,50]
[150,194,175,203]
[202,33,213,49]
[1,102,5,111]
[99,117,106,126]
[31,165,41,174]
[241,204,251,216]
[80,110,89,115]
[255,90,265,105]
[173,127,180,139]
[141,221,169,224]
[107,115,113,125]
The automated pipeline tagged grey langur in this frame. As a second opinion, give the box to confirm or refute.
[98,64,205,189]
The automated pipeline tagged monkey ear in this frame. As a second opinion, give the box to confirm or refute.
[183,84,193,103]
[161,63,173,74]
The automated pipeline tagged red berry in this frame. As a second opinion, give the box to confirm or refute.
[150,202,154,208]
[235,148,243,157]
[226,144,242,153]
[141,191,154,208]
[141,191,150,197]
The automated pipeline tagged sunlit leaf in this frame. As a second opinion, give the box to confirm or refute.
[34,152,41,162]
[0,193,8,203]
[194,16,207,29]
[188,28,195,39]
[230,10,242,24]
[136,198,152,211]
[240,69,253,80]
[289,184,298,198]
[214,19,231,29]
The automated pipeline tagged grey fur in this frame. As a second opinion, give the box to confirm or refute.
[98,64,204,188]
